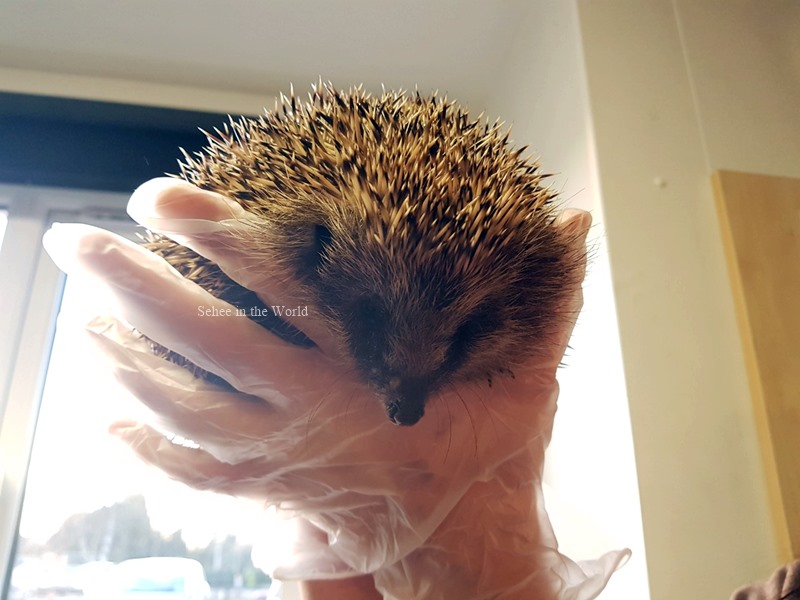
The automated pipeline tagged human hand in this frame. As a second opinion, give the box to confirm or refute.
[43,179,628,599]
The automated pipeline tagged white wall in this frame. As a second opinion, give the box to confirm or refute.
[0,66,273,115]
[486,2,649,599]
[577,1,800,598]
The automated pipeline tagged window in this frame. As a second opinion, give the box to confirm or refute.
[0,94,287,600]
[0,189,275,600]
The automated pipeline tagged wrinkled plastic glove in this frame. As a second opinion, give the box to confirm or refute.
[42,178,629,600]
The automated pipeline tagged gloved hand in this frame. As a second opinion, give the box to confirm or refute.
[43,178,629,600]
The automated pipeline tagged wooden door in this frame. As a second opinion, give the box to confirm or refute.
[714,170,800,561]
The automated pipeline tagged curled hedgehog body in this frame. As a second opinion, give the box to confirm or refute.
[147,83,585,426]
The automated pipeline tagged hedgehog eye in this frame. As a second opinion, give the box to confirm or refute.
[445,311,500,371]
[446,319,481,368]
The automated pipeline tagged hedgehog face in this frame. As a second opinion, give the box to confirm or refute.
[342,294,438,426]
[299,225,527,426]
[340,292,509,426]
[329,288,494,427]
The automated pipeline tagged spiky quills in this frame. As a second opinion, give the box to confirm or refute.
[149,83,585,425]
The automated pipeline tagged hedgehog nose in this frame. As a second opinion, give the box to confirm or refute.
[385,378,428,426]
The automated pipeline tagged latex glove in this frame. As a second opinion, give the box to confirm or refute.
[42,178,629,600]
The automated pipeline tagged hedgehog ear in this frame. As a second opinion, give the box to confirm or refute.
[309,223,333,267]
[555,208,592,246]
[290,221,334,275]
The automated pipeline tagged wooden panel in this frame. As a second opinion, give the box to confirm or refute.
[713,170,800,561]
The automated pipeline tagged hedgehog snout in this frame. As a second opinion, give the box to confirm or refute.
[384,377,429,426]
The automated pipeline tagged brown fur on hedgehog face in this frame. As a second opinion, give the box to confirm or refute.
[155,84,584,426]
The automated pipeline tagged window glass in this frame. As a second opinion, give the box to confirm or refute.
[10,252,276,599]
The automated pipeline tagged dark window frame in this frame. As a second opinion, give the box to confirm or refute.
[0,92,246,192]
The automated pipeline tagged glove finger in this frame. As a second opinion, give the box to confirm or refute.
[86,315,301,462]
[87,313,395,461]
[109,420,271,496]
[127,178,340,356]
[44,224,347,400]
[109,420,348,503]
[110,420,388,506]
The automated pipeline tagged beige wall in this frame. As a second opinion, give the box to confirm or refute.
[676,1,800,180]
[578,0,799,598]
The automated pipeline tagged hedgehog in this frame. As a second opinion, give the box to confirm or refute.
[145,83,585,426]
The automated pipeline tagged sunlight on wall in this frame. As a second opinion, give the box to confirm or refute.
[484,2,648,598]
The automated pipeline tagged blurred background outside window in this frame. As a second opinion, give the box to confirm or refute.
[7,216,277,600]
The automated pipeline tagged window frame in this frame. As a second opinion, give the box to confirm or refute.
[0,184,132,596]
